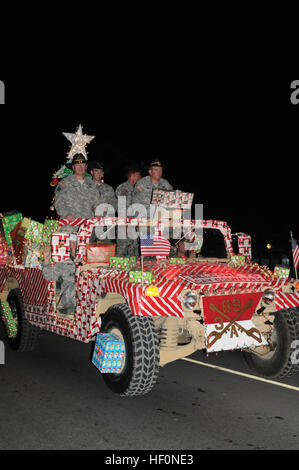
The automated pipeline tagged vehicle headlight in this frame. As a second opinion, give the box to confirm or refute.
[262,288,275,305]
[181,291,198,310]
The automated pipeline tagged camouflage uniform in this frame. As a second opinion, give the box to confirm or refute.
[132,175,174,245]
[42,260,76,314]
[94,182,117,215]
[54,175,100,232]
[132,175,173,215]
[115,180,139,256]
[115,180,135,209]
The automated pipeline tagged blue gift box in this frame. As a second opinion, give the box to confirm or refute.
[92,333,125,373]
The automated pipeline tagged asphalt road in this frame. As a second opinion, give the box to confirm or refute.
[1,323,299,451]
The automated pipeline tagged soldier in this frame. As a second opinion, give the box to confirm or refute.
[89,160,117,216]
[115,164,142,211]
[54,154,100,231]
[41,244,76,316]
[115,164,142,257]
[132,159,173,215]
[132,159,175,254]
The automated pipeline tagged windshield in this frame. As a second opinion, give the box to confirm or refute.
[196,229,227,259]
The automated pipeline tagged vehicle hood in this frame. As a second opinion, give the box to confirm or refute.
[154,262,270,292]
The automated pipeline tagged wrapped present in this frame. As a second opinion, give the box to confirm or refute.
[24,249,42,269]
[24,220,44,244]
[0,233,9,266]
[92,333,125,373]
[128,270,152,284]
[152,189,194,209]
[51,232,70,262]
[237,234,252,260]
[77,233,90,260]
[16,217,31,238]
[230,255,246,267]
[10,221,27,265]
[85,243,116,264]
[273,266,290,279]
[42,219,59,246]
[0,212,23,245]
[110,256,136,269]
[169,257,186,265]
[1,301,17,338]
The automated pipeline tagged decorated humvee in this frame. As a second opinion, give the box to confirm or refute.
[1,214,299,397]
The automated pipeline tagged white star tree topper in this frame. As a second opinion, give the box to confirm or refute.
[63,124,95,160]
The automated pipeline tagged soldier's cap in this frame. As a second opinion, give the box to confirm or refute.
[88,160,104,170]
[147,159,166,170]
[88,160,110,173]
[66,154,88,167]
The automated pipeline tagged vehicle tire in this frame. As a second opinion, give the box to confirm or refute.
[2,288,41,352]
[243,307,299,378]
[99,303,160,396]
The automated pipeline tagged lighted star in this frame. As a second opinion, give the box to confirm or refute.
[63,124,95,160]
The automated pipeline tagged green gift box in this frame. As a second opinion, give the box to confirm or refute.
[128,270,152,284]
[16,217,31,238]
[0,212,23,245]
[1,301,17,338]
[231,255,246,266]
[273,266,290,279]
[42,219,59,246]
[110,256,136,269]
[169,257,186,265]
[24,220,44,244]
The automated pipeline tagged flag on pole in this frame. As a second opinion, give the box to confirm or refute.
[291,234,299,270]
[140,229,171,257]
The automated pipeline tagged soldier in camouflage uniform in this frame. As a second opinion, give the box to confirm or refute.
[88,160,118,243]
[115,165,141,256]
[132,159,174,252]
[52,155,100,314]
[89,161,117,216]
[132,160,173,215]
[41,245,76,315]
[54,155,100,233]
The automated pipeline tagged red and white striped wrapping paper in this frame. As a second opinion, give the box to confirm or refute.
[58,218,86,227]
[275,291,299,311]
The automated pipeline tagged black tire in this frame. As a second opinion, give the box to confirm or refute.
[99,303,160,396]
[243,307,299,378]
[2,288,41,352]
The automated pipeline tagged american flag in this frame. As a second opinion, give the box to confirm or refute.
[291,235,299,270]
[140,230,170,257]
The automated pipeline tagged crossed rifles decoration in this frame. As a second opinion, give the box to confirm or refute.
[206,298,263,349]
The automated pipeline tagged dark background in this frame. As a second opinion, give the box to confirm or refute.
[0,66,298,270]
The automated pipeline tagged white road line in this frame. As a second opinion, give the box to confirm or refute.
[182,357,299,392]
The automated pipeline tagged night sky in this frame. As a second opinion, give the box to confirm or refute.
[0,70,298,260]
